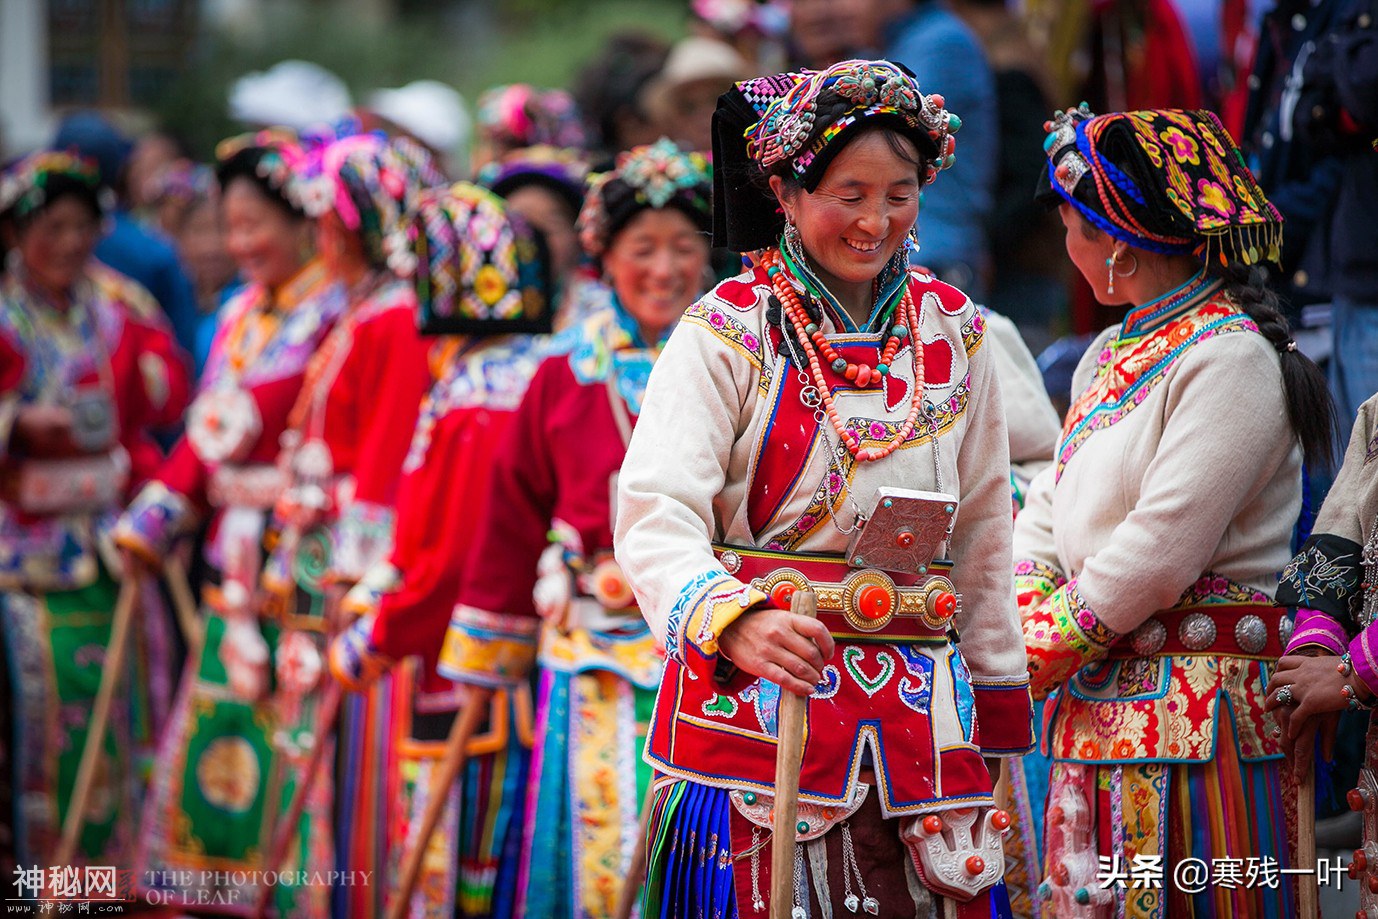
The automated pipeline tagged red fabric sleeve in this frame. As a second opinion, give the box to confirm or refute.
[370,406,517,666]
[455,357,566,621]
[342,303,432,507]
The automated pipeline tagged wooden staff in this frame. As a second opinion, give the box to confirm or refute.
[386,687,494,919]
[771,588,817,919]
[615,779,660,919]
[1297,763,1319,919]
[51,573,141,872]
[163,554,204,655]
[251,680,343,919]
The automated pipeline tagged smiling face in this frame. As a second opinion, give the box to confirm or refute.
[222,177,310,290]
[14,194,102,295]
[771,130,922,304]
[602,207,710,342]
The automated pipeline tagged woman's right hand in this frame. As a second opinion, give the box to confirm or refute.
[718,606,835,697]
[11,404,76,456]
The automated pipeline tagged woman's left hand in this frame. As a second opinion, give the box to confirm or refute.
[1265,653,1355,780]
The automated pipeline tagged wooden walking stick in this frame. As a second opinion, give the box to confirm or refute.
[252,580,350,919]
[771,589,818,919]
[1297,760,1319,919]
[251,681,344,919]
[51,572,141,872]
[163,554,204,655]
[386,686,495,919]
[615,779,660,919]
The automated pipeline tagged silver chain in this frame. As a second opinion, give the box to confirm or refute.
[792,841,807,919]
[840,821,879,914]
[750,827,765,912]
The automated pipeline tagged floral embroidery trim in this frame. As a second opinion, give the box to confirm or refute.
[1025,580,1119,698]
[666,570,767,664]
[1056,302,1257,481]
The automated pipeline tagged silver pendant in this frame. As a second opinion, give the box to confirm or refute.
[844,894,860,913]
[753,899,765,913]
[791,908,806,919]
[863,897,879,915]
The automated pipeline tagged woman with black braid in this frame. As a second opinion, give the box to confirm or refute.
[1014,106,1335,918]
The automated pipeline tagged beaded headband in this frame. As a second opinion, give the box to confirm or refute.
[576,138,713,258]
[1041,105,1284,266]
[407,182,553,336]
[742,59,958,186]
[0,151,102,219]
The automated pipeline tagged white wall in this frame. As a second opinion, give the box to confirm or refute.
[0,0,51,158]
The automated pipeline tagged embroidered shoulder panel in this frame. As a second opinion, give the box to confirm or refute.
[1056,300,1257,481]
[402,337,546,473]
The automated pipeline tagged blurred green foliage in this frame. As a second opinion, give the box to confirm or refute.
[156,0,685,160]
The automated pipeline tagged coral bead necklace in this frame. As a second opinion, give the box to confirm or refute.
[764,248,926,463]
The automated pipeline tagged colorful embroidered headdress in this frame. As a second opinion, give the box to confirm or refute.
[1038,105,1284,267]
[301,133,446,273]
[712,58,959,251]
[575,137,713,259]
[0,151,103,221]
[405,182,553,336]
[477,84,589,152]
[214,128,312,216]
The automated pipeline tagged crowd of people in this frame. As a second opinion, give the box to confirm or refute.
[1,0,1377,917]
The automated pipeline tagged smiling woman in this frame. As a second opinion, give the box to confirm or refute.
[613,60,1032,917]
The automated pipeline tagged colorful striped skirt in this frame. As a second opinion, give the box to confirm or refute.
[641,777,1003,919]
[1040,715,1295,918]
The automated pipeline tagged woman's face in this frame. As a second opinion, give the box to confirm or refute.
[176,198,237,303]
[222,177,309,290]
[16,196,101,294]
[1058,203,1121,304]
[504,184,579,281]
[602,207,709,340]
[773,131,921,293]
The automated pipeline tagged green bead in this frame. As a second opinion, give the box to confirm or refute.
[892,324,909,340]
[804,323,818,335]
[743,792,757,805]
[796,820,809,834]
[767,266,780,277]
[876,363,889,375]
[947,113,962,133]
[1075,888,1090,905]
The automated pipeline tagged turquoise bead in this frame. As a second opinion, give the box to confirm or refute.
[1043,132,1058,152]
[892,324,908,340]
[947,113,962,133]
[743,792,757,805]
[1075,888,1090,905]
[804,323,818,335]
[831,358,847,373]
[876,363,889,375]
[796,820,809,834]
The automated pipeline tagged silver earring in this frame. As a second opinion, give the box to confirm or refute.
[1106,253,1117,295]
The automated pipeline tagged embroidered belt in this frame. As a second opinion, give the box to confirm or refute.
[713,543,958,642]
[207,463,286,510]
[1109,604,1288,659]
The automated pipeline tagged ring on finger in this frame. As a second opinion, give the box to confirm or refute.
[1275,685,1295,706]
